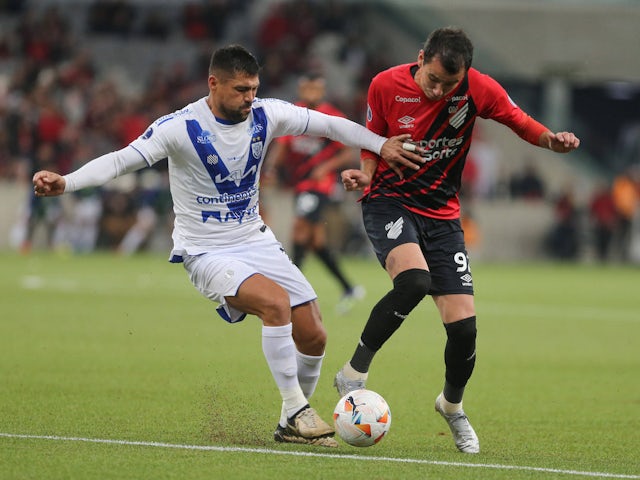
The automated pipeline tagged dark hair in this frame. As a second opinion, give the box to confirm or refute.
[422,27,473,74]
[209,44,260,77]
[299,72,324,83]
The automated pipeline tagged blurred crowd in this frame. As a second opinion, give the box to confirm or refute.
[0,0,378,254]
[1,1,639,262]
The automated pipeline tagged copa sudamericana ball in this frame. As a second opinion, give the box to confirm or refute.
[333,389,391,447]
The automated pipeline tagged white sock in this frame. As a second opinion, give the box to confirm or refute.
[279,351,324,427]
[262,325,308,419]
[296,350,324,398]
[343,361,368,381]
[439,392,463,414]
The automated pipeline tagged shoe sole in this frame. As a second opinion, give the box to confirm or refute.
[274,432,338,447]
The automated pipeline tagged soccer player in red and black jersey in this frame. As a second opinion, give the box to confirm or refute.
[267,74,365,313]
[334,27,580,454]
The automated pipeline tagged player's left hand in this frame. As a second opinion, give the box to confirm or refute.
[543,131,580,153]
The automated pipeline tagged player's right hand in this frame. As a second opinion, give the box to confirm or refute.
[33,170,66,197]
[341,169,371,191]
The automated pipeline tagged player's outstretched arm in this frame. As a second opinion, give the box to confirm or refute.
[33,148,149,197]
[33,170,65,197]
[540,131,580,153]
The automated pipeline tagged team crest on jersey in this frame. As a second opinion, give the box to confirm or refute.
[207,154,218,165]
[251,138,263,159]
[449,103,469,129]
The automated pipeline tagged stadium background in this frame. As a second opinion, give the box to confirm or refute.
[1,0,639,262]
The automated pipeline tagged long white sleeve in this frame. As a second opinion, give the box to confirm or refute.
[63,146,149,193]
[304,109,386,155]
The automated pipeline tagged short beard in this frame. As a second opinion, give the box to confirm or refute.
[219,104,251,123]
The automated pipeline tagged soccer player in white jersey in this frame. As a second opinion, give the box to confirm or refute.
[33,44,424,447]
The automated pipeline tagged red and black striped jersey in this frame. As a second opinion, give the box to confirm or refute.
[363,63,548,219]
[276,102,347,195]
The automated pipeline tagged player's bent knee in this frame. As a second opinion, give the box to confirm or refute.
[393,268,431,304]
[447,315,477,341]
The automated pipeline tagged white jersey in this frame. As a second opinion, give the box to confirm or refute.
[130,97,314,260]
[64,96,386,262]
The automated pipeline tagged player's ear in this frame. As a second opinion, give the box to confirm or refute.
[208,74,219,91]
[417,50,424,67]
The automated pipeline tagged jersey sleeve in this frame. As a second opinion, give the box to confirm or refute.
[305,109,386,155]
[63,146,148,192]
[64,113,184,193]
[362,75,389,162]
[472,70,548,146]
[129,115,181,164]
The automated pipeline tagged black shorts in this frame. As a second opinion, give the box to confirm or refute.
[362,198,474,296]
[294,191,330,223]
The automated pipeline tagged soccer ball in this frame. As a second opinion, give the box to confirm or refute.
[333,389,391,447]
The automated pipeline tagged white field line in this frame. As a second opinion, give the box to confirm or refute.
[1,432,638,479]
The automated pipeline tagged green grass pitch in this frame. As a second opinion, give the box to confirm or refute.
[0,252,638,479]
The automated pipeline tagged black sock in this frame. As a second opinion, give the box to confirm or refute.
[349,340,376,373]
[350,269,431,372]
[292,243,306,267]
[443,316,477,404]
[315,247,351,292]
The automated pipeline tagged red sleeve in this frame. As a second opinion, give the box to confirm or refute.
[275,135,292,146]
[471,69,548,146]
[362,74,388,162]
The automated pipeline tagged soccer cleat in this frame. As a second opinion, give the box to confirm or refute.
[273,406,338,447]
[336,285,366,315]
[333,368,366,397]
[435,394,480,454]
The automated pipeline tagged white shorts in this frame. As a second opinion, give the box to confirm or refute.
[182,226,317,323]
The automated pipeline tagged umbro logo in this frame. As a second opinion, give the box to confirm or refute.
[460,273,473,286]
[398,115,415,129]
[385,217,404,239]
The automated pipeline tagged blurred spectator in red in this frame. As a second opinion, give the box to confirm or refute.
[182,3,210,40]
[257,2,290,50]
[114,100,149,147]
[589,181,617,261]
[460,155,479,200]
[545,185,580,260]
[36,100,67,145]
[510,160,546,200]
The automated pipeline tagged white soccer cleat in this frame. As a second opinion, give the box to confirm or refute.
[435,394,480,454]
[336,285,366,315]
[333,368,366,397]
